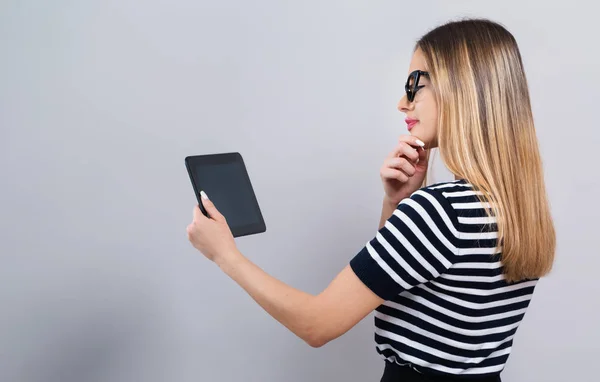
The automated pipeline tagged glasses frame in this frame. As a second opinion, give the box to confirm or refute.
[405,70,429,102]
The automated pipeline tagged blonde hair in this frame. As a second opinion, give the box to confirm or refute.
[417,18,555,282]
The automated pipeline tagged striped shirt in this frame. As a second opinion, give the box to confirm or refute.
[350,179,537,378]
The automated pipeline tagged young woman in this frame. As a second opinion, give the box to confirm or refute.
[186,18,556,382]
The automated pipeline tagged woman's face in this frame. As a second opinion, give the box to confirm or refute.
[397,48,439,148]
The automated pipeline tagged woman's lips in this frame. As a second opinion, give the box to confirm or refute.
[405,118,419,131]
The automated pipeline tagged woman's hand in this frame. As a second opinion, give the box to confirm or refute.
[380,135,429,205]
[186,191,239,264]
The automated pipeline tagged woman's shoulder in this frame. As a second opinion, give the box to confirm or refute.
[413,179,483,206]
[403,179,476,208]
[422,178,473,192]
[401,179,488,229]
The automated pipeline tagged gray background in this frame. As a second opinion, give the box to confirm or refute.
[1,1,598,381]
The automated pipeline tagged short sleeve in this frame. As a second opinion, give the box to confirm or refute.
[349,187,460,301]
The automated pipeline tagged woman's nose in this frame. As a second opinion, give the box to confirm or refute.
[397,94,412,112]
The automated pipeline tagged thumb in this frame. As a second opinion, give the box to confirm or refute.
[193,203,207,223]
[199,191,225,222]
[416,147,429,171]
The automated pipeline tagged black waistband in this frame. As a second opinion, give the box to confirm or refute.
[381,361,501,382]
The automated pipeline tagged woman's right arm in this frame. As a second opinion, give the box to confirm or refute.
[379,196,401,229]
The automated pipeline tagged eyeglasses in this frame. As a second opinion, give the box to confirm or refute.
[405,70,429,102]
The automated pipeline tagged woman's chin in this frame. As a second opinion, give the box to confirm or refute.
[408,127,425,140]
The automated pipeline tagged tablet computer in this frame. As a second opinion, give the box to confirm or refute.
[185,152,266,237]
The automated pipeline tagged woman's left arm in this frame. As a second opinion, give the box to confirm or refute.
[186,192,384,348]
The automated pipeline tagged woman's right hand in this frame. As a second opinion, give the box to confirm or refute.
[380,135,429,205]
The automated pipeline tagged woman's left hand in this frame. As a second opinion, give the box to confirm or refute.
[186,191,239,263]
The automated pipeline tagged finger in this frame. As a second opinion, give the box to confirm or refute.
[416,147,429,170]
[386,157,416,176]
[199,191,225,222]
[388,142,419,162]
[398,143,420,162]
[399,134,426,149]
[193,204,206,223]
[381,168,409,183]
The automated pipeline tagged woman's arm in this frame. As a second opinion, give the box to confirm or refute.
[216,251,383,347]
[380,195,399,230]
[186,192,384,348]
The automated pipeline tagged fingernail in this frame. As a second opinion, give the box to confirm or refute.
[415,139,425,147]
[200,191,208,200]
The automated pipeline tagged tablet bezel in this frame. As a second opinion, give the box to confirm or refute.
[185,152,266,238]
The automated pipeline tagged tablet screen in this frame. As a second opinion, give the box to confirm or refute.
[193,161,259,229]
[185,152,266,237]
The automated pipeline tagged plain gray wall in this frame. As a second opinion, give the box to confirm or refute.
[1,1,598,381]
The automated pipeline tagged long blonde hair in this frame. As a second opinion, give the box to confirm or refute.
[417,18,555,282]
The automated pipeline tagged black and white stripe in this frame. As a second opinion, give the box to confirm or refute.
[350,180,537,378]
